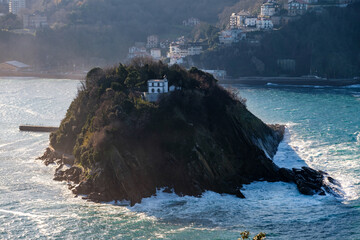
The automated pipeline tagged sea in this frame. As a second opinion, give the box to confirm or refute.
[0,77,360,239]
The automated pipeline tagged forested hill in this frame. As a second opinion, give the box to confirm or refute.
[0,0,239,69]
[191,3,360,78]
[30,0,239,26]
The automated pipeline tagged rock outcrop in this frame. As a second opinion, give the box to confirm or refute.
[40,63,342,205]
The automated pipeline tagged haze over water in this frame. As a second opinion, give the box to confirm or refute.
[0,77,359,239]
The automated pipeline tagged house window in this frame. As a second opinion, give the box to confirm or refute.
[157,88,161,93]
[152,88,155,93]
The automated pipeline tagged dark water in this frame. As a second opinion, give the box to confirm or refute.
[0,78,359,239]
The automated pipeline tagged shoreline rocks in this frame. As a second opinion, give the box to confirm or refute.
[39,128,342,205]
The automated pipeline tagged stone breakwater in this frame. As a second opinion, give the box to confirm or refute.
[19,126,59,132]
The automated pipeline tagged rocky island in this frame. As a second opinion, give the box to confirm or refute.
[40,60,341,205]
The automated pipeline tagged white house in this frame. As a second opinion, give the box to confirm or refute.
[145,77,179,102]
[148,78,169,94]
[9,0,25,15]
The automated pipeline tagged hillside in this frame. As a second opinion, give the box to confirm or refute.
[190,3,360,78]
[0,0,239,69]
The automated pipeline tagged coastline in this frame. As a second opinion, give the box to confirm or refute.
[2,71,360,87]
[0,71,85,80]
[220,76,360,87]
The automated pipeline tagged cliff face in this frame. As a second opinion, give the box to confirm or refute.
[41,61,341,205]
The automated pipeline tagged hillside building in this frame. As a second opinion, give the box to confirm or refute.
[150,48,162,60]
[23,14,48,29]
[245,17,257,27]
[144,77,179,102]
[187,46,203,56]
[146,35,159,49]
[148,78,169,94]
[183,17,200,26]
[128,43,149,59]
[230,11,251,29]
[230,13,239,29]
[167,43,203,65]
[260,0,280,17]
[219,29,246,44]
[288,0,309,16]
[256,18,274,29]
[9,0,25,15]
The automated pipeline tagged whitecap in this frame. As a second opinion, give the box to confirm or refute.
[355,132,360,145]
[266,82,278,86]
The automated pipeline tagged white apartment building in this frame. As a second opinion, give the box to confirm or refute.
[230,13,239,29]
[146,35,159,49]
[230,11,251,29]
[183,17,200,26]
[9,0,25,15]
[128,46,148,59]
[168,44,188,59]
[187,46,203,56]
[245,17,257,27]
[219,29,246,44]
[150,48,161,60]
[260,1,279,17]
[288,0,308,16]
[256,18,274,29]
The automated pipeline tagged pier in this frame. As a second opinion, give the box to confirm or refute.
[19,125,59,132]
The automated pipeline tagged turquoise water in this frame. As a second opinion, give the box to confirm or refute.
[0,78,359,239]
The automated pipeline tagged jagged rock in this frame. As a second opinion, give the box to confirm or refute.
[278,168,295,182]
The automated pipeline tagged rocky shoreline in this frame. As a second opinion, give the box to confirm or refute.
[39,125,342,205]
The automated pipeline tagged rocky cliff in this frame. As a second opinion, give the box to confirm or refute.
[40,61,341,205]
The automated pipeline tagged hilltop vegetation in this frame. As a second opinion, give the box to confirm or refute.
[43,59,291,204]
[191,3,360,78]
